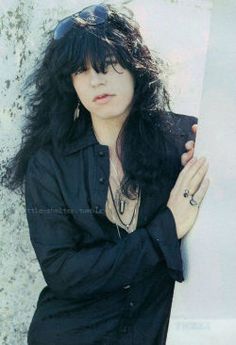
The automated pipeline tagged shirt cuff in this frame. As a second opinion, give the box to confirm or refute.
[147,205,184,282]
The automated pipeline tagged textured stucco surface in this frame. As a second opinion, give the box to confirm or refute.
[0,2,70,344]
[168,1,236,343]
[0,1,210,344]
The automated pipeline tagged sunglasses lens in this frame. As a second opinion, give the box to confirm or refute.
[78,4,108,25]
[53,4,108,40]
[54,18,75,40]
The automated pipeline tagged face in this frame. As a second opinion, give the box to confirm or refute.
[71,57,135,122]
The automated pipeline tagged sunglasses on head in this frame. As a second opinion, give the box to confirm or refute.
[53,3,109,41]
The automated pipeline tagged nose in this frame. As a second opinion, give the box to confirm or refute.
[90,68,106,87]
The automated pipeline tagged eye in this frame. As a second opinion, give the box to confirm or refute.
[103,59,118,73]
[74,67,88,76]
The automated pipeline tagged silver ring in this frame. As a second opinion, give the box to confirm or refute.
[183,189,190,198]
[189,196,199,207]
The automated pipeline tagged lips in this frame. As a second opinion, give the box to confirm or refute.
[93,94,114,101]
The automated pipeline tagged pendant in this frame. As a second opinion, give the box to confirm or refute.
[119,199,126,215]
[114,189,127,215]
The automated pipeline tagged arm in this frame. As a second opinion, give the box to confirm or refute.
[166,112,198,171]
[156,111,198,168]
[25,150,184,302]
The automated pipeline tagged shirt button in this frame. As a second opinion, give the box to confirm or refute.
[99,177,105,183]
[98,151,105,156]
[123,284,131,290]
[94,205,100,213]
[129,301,134,307]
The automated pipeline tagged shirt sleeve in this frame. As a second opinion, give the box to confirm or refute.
[170,112,198,163]
[25,150,184,302]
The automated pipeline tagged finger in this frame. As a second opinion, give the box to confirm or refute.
[181,148,194,166]
[192,124,198,134]
[193,175,210,206]
[181,153,187,166]
[177,156,205,188]
[175,156,198,188]
[189,160,209,194]
[185,140,195,150]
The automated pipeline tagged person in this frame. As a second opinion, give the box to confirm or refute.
[1,3,210,344]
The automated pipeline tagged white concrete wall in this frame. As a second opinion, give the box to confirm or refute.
[168,1,236,343]
[129,0,212,116]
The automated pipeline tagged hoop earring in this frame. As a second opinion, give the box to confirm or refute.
[74,99,80,121]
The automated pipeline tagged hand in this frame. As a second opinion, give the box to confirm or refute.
[181,124,198,166]
[167,156,210,239]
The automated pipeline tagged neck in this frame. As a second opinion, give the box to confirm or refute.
[90,113,128,152]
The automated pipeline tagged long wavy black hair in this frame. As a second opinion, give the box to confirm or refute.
[1,2,180,199]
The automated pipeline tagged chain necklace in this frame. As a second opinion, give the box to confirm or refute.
[109,158,129,215]
[108,156,141,233]
[92,125,140,236]
[107,180,141,233]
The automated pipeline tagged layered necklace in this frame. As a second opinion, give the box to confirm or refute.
[92,125,141,237]
[106,154,141,236]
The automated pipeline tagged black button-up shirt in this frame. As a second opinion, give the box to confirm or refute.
[25,112,197,345]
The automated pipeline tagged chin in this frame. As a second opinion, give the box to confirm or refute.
[97,113,123,120]
[93,109,127,119]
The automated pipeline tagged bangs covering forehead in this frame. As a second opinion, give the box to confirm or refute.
[69,26,128,74]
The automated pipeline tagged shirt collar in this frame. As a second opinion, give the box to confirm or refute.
[62,122,99,156]
[61,111,189,156]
